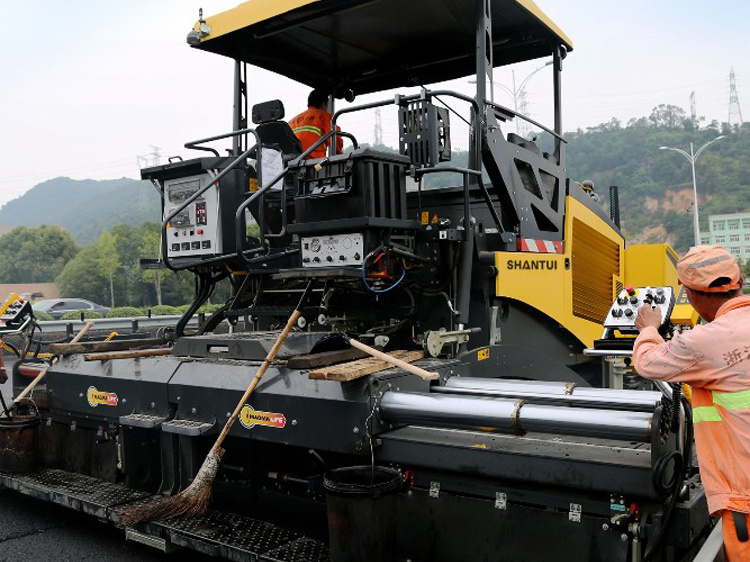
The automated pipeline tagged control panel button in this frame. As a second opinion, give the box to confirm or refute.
[181,242,190,251]
[624,309,634,318]
[191,241,200,250]
[171,243,180,252]
[617,296,627,305]
[629,296,638,305]
[201,240,211,249]
[625,284,636,296]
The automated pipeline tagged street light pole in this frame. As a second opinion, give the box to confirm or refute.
[659,136,725,246]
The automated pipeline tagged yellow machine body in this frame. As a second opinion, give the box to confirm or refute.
[495,196,624,348]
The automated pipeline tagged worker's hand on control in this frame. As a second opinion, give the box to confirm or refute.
[635,305,661,332]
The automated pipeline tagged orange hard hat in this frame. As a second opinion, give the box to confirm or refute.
[677,245,742,293]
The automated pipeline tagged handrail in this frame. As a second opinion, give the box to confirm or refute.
[161,128,261,271]
[484,99,567,143]
[330,89,479,156]
[184,127,259,157]
[233,129,359,265]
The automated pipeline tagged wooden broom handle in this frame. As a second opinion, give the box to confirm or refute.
[348,338,439,381]
[14,322,94,404]
[212,310,301,453]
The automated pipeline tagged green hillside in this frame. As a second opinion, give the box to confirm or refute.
[0,177,160,244]
[556,109,750,252]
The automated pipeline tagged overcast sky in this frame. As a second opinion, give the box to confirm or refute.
[1,0,747,208]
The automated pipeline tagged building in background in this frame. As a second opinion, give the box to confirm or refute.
[700,212,750,264]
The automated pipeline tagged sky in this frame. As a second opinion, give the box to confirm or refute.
[0,0,748,208]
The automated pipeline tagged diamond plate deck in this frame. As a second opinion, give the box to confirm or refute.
[0,468,152,519]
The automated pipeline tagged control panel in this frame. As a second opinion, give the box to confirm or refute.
[301,233,364,268]
[0,293,32,333]
[164,173,221,258]
[603,285,675,332]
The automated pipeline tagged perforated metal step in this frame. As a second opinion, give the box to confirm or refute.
[0,468,152,520]
[144,510,329,561]
[0,467,330,561]
[119,413,168,429]
[161,418,215,436]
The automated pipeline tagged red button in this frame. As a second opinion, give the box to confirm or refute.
[197,229,204,235]
[625,284,635,296]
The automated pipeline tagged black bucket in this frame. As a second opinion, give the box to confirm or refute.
[324,465,402,562]
[0,413,40,473]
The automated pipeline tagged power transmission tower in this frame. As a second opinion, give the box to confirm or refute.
[149,146,162,167]
[374,109,383,146]
[517,90,529,137]
[137,146,162,169]
[689,91,697,123]
[728,68,743,127]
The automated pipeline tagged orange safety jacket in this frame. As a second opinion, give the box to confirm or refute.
[288,106,343,159]
[633,295,750,516]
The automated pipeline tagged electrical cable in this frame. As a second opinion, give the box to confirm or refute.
[361,248,406,294]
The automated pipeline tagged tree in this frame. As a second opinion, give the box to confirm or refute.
[140,230,165,305]
[0,225,79,283]
[57,245,110,303]
[96,230,121,307]
[649,104,687,129]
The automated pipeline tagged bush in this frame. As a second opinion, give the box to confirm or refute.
[107,306,146,318]
[33,311,54,321]
[174,303,224,315]
[60,310,103,320]
[198,303,224,314]
[148,305,181,316]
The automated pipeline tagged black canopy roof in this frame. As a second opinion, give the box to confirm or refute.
[191,0,572,96]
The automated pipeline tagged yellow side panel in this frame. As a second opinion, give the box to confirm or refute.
[495,197,624,348]
[625,243,699,326]
[624,244,679,289]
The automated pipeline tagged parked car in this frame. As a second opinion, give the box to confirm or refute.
[32,298,110,320]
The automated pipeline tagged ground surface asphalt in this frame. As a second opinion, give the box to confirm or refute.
[0,379,209,561]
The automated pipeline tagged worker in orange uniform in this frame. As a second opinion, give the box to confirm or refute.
[633,245,750,561]
[288,89,343,159]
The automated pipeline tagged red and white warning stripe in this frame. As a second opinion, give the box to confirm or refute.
[517,238,563,253]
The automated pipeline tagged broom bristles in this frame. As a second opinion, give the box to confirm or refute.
[118,448,224,526]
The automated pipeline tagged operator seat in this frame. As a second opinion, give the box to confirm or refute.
[249,100,299,242]
[252,100,302,157]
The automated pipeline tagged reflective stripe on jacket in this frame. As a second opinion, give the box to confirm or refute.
[288,107,343,159]
[633,296,750,515]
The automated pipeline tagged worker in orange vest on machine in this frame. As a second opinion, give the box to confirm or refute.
[634,245,750,561]
[289,89,343,159]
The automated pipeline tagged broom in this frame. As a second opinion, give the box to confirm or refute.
[119,281,314,525]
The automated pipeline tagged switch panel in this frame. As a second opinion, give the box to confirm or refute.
[164,173,222,258]
[301,233,364,268]
[603,285,675,332]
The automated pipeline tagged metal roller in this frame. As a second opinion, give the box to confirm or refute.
[380,391,653,442]
[436,377,663,412]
